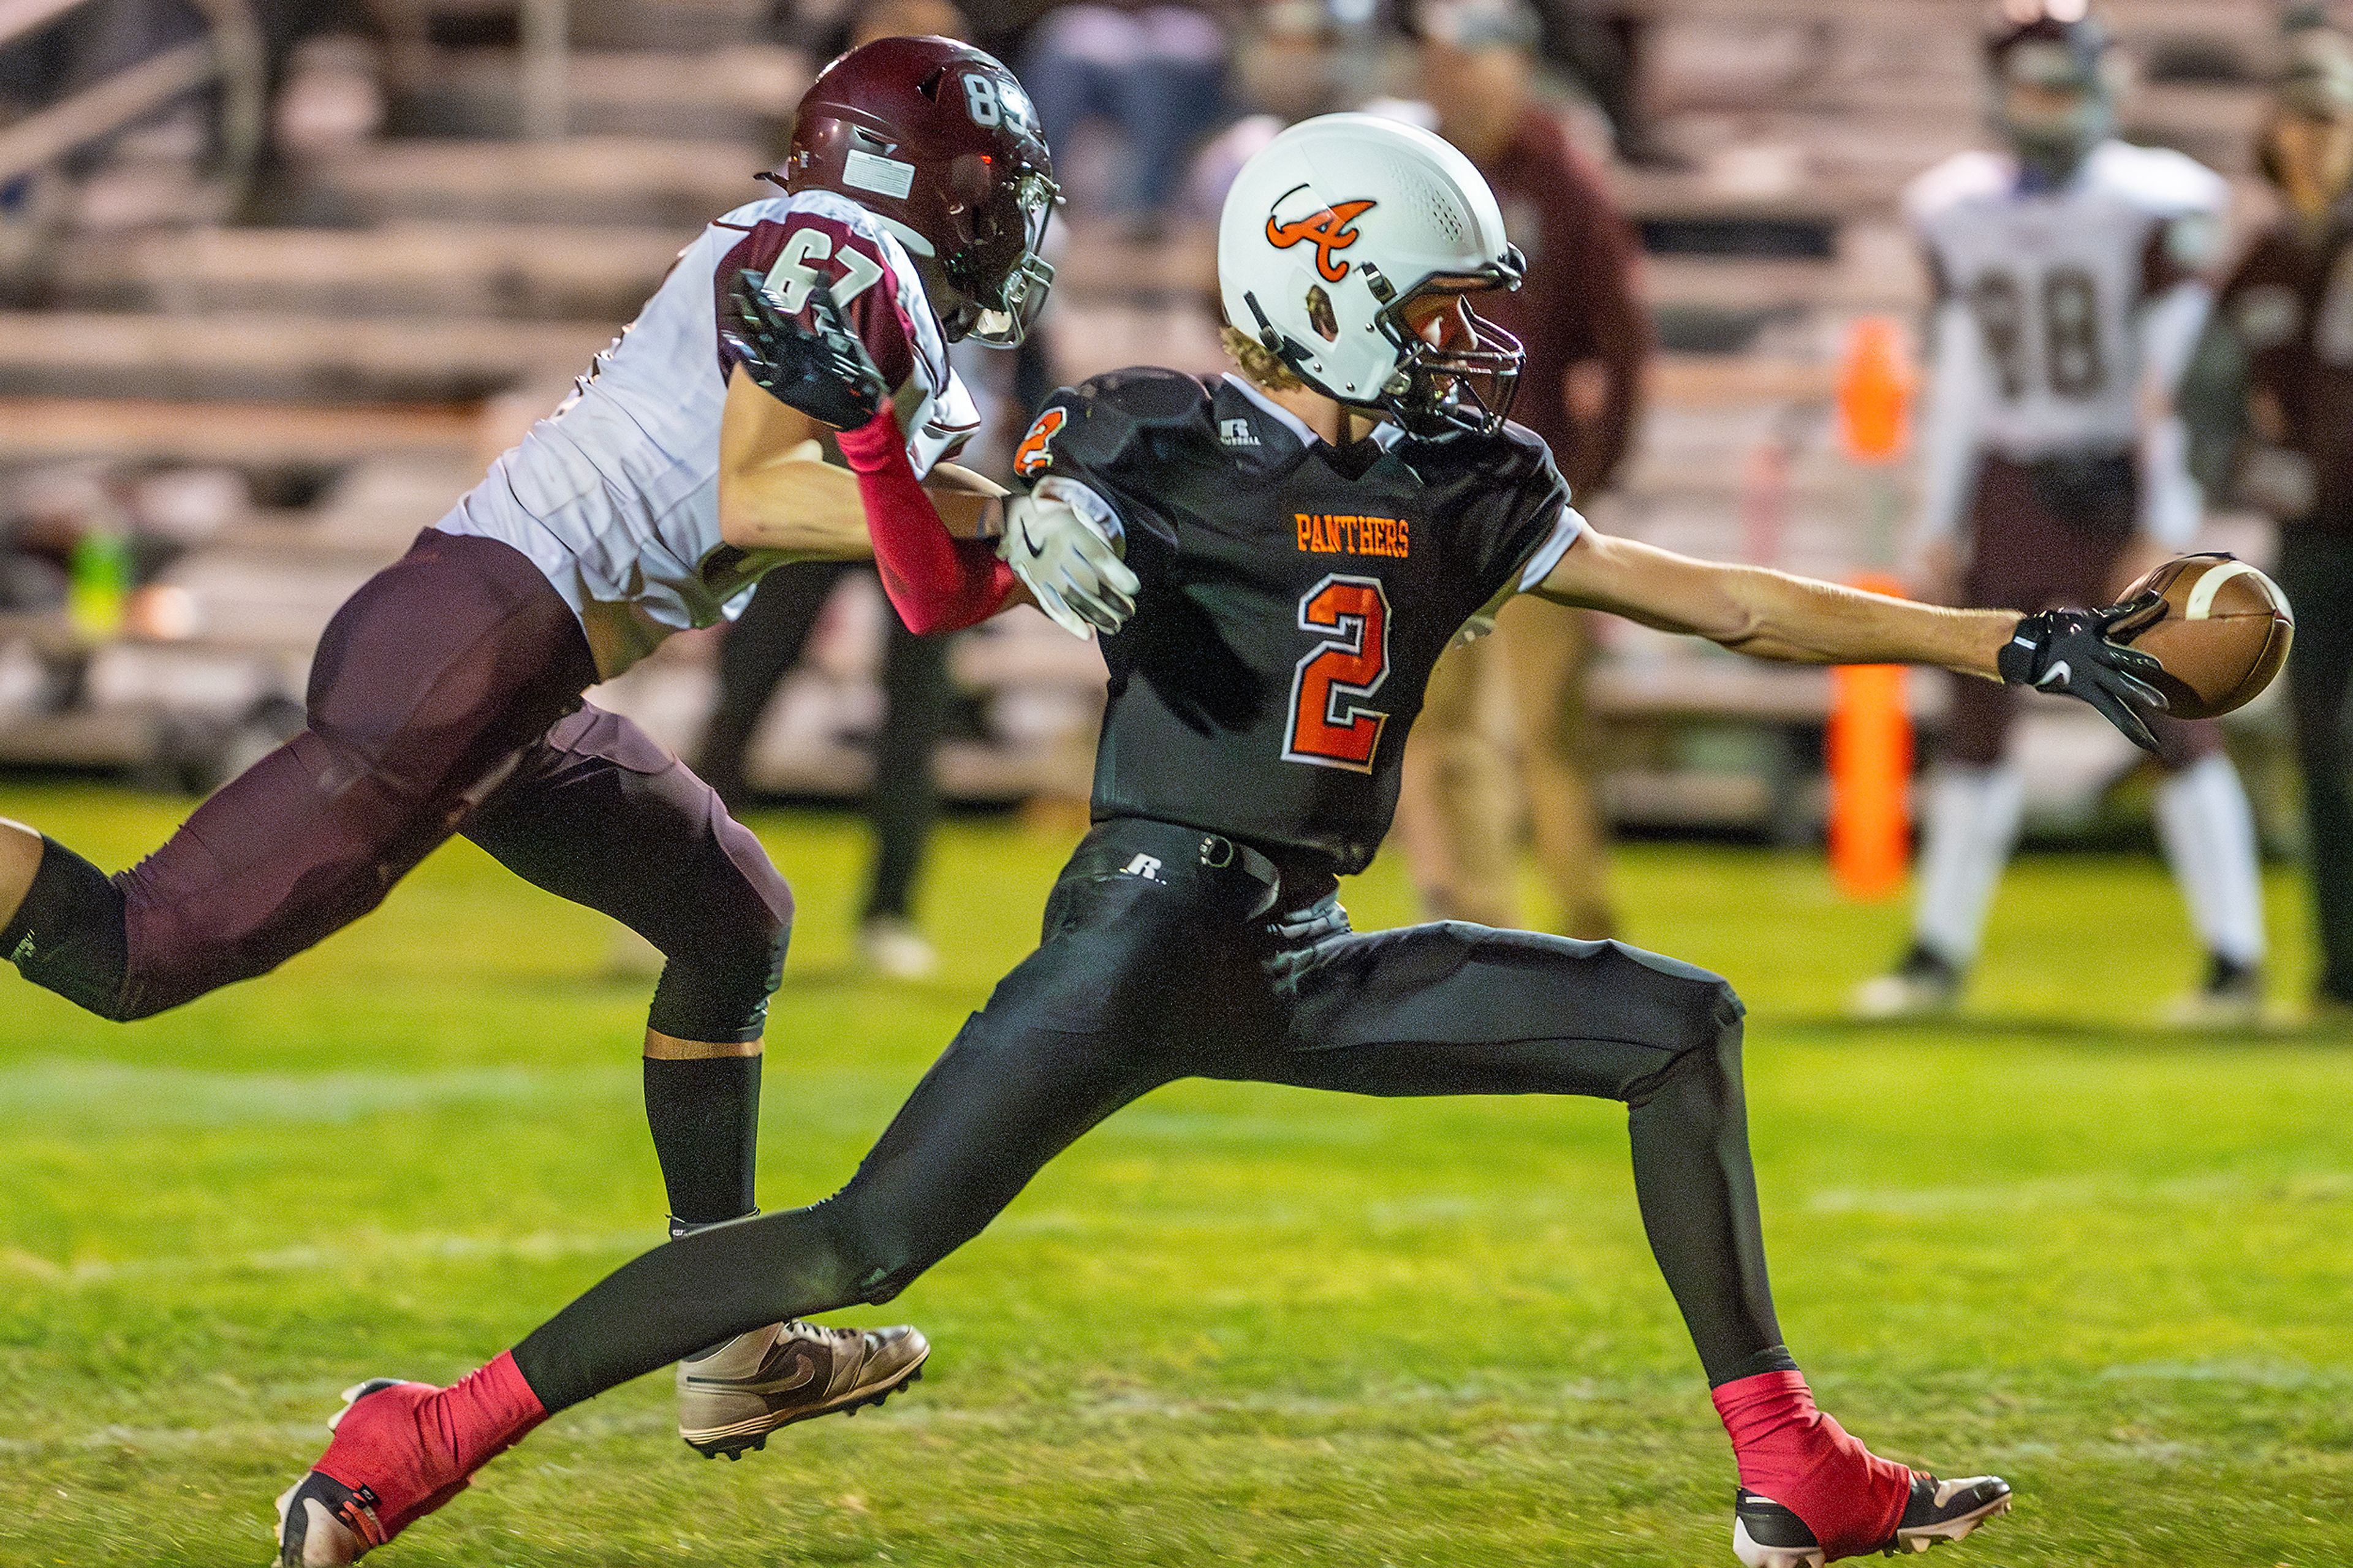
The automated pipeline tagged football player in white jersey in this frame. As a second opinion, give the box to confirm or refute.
[1854,0,2270,1025]
[0,36,1127,1455]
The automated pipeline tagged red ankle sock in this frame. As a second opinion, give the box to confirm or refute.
[433,1352,548,1472]
[1711,1370,1911,1562]
[315,1352,548,1542]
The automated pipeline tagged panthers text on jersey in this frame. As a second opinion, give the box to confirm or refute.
[1908,139,2226,461]
[1017,369,1582,875]
[434,187,980,678]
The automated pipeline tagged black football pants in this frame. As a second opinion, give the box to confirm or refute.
[514,816,1789,1408]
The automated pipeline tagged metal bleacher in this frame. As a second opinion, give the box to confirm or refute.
[0,0,2290,827]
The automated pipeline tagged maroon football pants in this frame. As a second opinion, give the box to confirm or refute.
[1948,455,2219,772]
[109,529,790,1027]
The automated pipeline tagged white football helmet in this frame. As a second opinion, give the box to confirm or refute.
[1217,112,1526,436]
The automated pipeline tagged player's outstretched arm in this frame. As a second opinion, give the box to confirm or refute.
[1533,528,2169,749]
[1534,529,2011,670]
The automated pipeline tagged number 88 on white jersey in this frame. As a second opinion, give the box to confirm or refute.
[1907,140,2226,459]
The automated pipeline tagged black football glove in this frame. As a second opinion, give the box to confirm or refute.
[721,268,891,430]
[1996,596,2169,752]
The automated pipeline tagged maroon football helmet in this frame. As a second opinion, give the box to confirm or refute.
[779,36,1059,346]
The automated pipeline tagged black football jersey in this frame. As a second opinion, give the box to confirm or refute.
[1018,369,1577,875]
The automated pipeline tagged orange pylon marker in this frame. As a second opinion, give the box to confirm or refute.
[1830,318,1916,900]
[1837,316,1911,466]
[1829,640,1911,900]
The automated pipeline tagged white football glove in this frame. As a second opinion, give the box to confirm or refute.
[997,477,1139,639]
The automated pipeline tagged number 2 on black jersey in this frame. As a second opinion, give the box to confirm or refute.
[1284,575,1391,772]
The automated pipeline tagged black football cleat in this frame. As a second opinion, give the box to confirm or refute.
[1734,1474,2012,1566]
[273,1379,423,1567]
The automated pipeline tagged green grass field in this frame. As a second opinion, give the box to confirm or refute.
[2,782,2349,1567]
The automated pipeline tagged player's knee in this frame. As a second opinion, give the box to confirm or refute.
[1678,975,1745,1067]
[1610,943,1744,1054]
[4,836,137,1020]
[643,863,792,1042]
[816,1197,950,1307]
[1699,974,1743,1037]
[1621,968,1745,1111]
[645,922,789,1042]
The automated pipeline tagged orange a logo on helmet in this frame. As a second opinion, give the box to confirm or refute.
[1266,199,1377,283]
[1014,406,1067,478]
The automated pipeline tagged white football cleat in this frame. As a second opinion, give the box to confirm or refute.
[858,917,938,981]
[677,1320,930,1459]
[2163,953,2264,1029]
[1849,946,1963,1021]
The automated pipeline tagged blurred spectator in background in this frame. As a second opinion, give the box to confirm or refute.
[1389,0,1648,939]
[694,0,983,983]
[1021,0,1230,235]
[1526,0,1673,168]
[696,561,952,978]
[1403,0,1673,167]
[1180,0,1348,218]
[800,0,968,55]
[2191,13,2353,1018]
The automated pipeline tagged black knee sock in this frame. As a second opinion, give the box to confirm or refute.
[1625,1016,1794,1385]
[1,837,129,1018]
[643,1055,761,1226]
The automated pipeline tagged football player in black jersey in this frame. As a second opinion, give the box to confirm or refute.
[268,114,2183,1567]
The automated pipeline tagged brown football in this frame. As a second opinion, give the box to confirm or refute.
[2110,553,2295,721]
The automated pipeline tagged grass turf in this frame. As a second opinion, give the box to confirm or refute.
[0,782,2347,1567]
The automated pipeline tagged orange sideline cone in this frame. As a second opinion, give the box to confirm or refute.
[1830,319,1916,900]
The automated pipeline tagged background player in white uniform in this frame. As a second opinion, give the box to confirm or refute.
[1854,1,2268,1025]
[0,36,1119,1456]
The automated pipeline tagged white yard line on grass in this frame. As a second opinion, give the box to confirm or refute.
[1805,1169,2353,1216]
[0,1227,648,1287]
[0,1057,637,1129]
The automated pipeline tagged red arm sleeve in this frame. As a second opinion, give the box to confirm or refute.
[835,410,1014,635]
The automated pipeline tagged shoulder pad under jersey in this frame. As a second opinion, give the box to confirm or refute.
[2082,140,2229,219]
[1904,150,2014,232]
[1067,366,1218,426]
[1016,367,1216,484]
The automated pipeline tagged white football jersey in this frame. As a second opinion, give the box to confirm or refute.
[1907,140,2226,459]
[436,187,979,678]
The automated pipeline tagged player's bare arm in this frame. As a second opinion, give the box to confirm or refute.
[716,366,1003,559]
[1534,530,2015,676]
[1534,527,2172,751]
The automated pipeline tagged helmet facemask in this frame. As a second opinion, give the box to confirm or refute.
[1243,247,1529,439]
[1363,249,1527,437]
[952,166,1059,346]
